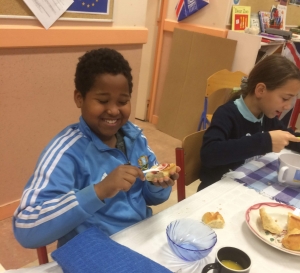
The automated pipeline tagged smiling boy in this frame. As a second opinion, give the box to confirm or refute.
[13,48,180,248]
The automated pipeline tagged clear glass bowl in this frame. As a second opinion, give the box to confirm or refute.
[166,218,217,261]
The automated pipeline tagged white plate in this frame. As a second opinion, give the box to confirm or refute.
[245,202,300,256]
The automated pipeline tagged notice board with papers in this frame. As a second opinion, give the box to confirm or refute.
[0,0,114,21]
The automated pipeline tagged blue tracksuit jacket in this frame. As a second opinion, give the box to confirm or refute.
[13,117,172,248]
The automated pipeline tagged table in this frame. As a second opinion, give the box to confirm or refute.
[4,168,300,272]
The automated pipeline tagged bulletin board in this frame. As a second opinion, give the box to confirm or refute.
[0,0,114,21]
[239,0,300,26]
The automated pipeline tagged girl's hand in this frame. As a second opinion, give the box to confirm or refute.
[94,165,144,200]
[269,130,300,153]
[150,166,181,188]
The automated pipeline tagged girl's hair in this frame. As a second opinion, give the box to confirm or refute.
[228,54,300,101]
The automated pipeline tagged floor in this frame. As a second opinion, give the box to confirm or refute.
[0,119,200,270]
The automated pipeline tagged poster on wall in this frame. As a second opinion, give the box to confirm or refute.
[0,0,114,23]
[67,0,111,15]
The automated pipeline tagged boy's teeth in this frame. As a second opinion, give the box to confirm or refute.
[105,119,117,124]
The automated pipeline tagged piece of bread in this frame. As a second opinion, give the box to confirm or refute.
[202,212,225,228]
[282,228,300,251]
[259,207,283,235]
[287,212,300,233]
[145,163,176,181]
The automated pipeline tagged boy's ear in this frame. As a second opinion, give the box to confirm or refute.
[74,90,83,108]
[254,83,266,98]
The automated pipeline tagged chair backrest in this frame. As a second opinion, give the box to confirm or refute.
[205,69,247,97]
[198,69,247,131]
[175,130,206,202]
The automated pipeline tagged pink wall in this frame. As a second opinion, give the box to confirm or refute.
[0,45,142,208]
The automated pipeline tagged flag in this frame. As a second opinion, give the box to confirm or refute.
[282,41,300,69]
[175,0,209,21]
[67,0,109,14]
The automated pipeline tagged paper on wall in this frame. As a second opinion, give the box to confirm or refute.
[23,0,74,29]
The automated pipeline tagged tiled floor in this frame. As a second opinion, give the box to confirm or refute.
[0,119,200,270]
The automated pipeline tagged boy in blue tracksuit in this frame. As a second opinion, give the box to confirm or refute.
[13,48,180,248]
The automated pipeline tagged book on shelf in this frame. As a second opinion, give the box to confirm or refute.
[250,13,261,32]
[258,11,271,33]
[261,38,285,45]
[231,6,251,31]
[259,33,285,41]
[276,4,287,30]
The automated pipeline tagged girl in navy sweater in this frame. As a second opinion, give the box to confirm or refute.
[198,55,300,191]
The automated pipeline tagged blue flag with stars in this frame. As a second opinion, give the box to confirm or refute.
[67,0,109,14]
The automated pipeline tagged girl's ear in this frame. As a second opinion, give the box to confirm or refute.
[74,90,83,108]
[254,83,266,98]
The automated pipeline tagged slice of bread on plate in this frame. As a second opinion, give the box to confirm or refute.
[282,228,300,251]
[202,212,225,228]
[287,212,300,233]
[259,207,283,234]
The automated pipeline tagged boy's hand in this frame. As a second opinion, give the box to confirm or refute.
[269,130,300,153]
[150,166,181,188]
[94,165,144,200]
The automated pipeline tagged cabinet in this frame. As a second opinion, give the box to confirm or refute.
[227,30,284,74]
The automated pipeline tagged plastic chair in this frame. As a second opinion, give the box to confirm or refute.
[37,246,49,264]
[175,130,206,202]
[198,69,247,130]
[289,99,300,131]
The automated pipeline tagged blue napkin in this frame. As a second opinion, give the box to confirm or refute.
[51,227,172,273]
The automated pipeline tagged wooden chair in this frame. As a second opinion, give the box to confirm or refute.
[198,69,247,130]
[37,246,49,264]
[175,130,206,202]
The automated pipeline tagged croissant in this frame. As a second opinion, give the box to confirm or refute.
[282,228,300,251]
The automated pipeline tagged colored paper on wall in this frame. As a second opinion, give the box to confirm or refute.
[67,0,110,14]
[175,0,209,21]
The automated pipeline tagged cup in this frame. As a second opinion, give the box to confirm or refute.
[277,154,300,188]
[202,246,251,273]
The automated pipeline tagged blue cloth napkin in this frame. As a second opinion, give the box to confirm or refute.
[51,227,172,273]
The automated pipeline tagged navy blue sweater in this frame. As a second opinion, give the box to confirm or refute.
[198,101,300,191]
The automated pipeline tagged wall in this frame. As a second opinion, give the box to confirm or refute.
[135,1,160,120]
[0,0,148,219]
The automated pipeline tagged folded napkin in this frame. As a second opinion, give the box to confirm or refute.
[51,227,172,273]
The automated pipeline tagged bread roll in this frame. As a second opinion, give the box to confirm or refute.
[259,208,283,235]
[287,212,300,233]
[145,163,176,181]
[202,212,225,228]
[282,228,300,251]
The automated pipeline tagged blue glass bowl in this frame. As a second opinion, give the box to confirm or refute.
[166,218,217,261]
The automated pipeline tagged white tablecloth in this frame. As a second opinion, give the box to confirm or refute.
[4,179,300,273]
